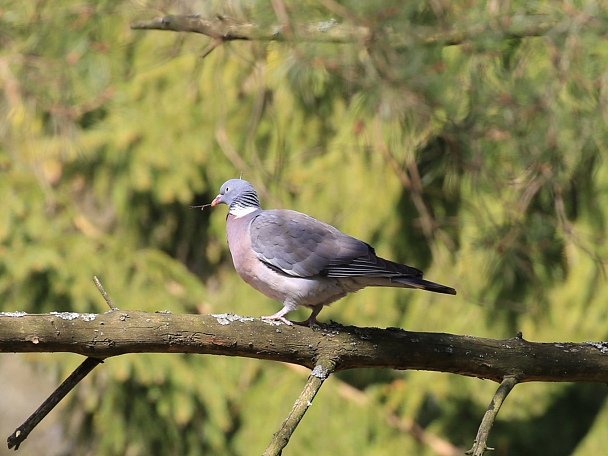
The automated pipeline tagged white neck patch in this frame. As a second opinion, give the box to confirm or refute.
[229,205,259,218]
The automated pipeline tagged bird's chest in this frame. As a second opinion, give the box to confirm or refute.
[226,215,261,282]
[225,215,300,302]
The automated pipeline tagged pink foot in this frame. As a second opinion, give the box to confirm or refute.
[261,314,294,326]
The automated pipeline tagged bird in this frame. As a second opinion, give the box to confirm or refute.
[210,179,456,327]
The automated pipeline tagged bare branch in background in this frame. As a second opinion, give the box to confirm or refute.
[130,14,597,48]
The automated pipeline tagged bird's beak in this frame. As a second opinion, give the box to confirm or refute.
[211,195,221,206]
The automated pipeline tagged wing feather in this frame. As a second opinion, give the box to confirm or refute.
[249,209,424,280]
[249,210,367,277]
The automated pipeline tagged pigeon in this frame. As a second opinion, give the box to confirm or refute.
[210,179,456,326]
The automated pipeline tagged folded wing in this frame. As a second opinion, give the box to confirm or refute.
[249,209,423,280]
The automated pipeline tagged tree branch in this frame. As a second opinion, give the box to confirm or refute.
[466,376,519,456]
[93,275,117,311]
[263,358,335,455]
[6,357,103,451]
[1,311,608,383]
[7,277,115,450]
[130,14,608,48]
[3,310,608,452]
[130,14,371,44]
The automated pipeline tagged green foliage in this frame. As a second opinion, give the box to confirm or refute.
[2,0,608,455]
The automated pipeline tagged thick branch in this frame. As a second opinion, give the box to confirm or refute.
[1,311,608,383]
[130,14,607,47]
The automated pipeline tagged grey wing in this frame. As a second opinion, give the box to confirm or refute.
[249,210,369,277]
[249,209,423,280]
[325,252,423,278]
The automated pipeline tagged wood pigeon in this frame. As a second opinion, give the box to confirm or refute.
[210,179,456,326]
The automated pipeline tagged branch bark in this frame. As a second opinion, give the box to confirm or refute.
[1,310,608,383]
[130,14,608,48]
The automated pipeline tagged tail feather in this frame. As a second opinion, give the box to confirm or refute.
[391,276,457,295]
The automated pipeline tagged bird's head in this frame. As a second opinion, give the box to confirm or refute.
[211,179,262,216]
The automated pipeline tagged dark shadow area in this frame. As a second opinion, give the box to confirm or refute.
[441,383,608,456]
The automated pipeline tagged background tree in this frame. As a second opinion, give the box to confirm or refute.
[1,0,607,455]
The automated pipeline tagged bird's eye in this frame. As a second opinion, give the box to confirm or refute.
[225,186,230,193]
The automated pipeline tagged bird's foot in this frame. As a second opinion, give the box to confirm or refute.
[261,314,294,326]
[292,317,324,328]
[291,305,325,328]
[261,306,324,328]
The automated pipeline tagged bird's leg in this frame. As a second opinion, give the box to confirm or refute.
[292,305,324,328]
[261,306,294,326]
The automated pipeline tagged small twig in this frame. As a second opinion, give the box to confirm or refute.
[7,357,103,451]
[263,358,336,455]
[200,37,223,58]
[271,0,293,40]
[93,276,117,311]
[190,203,213,211]
[466,376,519,456]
